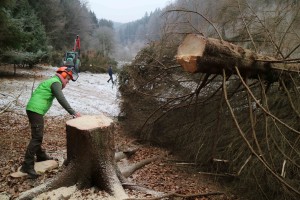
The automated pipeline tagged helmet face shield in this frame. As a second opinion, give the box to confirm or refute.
[66,67,79,81]
[71,70,79,81]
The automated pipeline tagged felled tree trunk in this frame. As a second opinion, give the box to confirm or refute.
[18,115,128,200]
[176,34,299,79]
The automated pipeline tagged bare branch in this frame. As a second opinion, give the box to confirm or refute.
[164,9,223,40]
[223,68,300,196]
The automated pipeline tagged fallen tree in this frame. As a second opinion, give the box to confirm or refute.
[176,34,299,80]
[174,34,300,199]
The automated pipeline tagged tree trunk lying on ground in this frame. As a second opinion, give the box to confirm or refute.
[176,34,299,79]
[18,115,159,200]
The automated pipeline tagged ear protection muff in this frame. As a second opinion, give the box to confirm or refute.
[61,72,68,79]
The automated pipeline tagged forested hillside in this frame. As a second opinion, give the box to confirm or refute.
[0,0,163,70]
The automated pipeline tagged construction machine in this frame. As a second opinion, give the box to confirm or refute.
[62,35,81,73]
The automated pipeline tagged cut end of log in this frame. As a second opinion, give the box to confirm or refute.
[176,34,206,73]
[66,114,113,130]
[176,33,299,80]
[176,55,199,73]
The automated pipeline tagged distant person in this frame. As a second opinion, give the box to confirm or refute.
[20,67,81,179]
[74,35,81,56]
[107,66,114,84]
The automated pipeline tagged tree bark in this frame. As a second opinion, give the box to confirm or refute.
[176,34,299,79]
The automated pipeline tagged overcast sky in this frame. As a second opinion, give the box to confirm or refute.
[87,0,172,23]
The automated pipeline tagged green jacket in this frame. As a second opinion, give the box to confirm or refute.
[26,76,75,116]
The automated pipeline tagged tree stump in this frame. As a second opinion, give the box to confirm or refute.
[18,114,128,200]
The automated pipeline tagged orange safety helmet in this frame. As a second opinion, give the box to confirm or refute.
[56,66,78,81]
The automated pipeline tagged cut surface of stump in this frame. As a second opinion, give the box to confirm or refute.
[66,115,112,130]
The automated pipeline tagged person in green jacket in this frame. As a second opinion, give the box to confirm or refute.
[21,66,81,179]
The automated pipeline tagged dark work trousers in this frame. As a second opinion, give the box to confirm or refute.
[23,110,46,167]
[107,75,114,83]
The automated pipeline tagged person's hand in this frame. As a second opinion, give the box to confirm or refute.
[73,112,81,118]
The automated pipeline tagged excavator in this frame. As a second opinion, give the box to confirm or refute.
[62,35,81,74]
